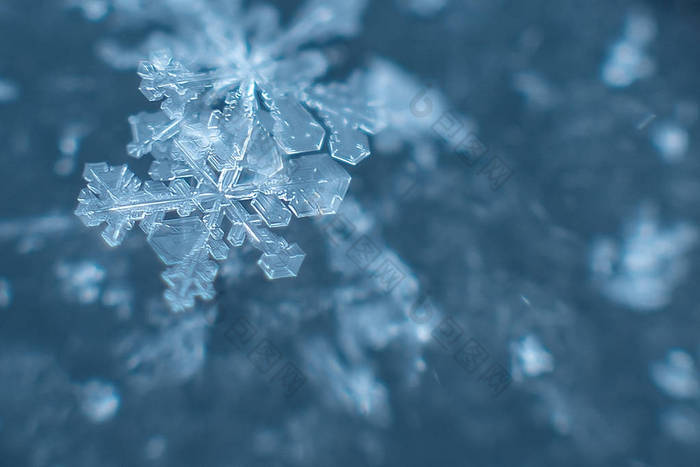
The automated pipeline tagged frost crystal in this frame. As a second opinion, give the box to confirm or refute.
[75,0,380,311]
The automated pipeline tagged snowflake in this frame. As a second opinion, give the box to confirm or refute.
[75,0,382,312]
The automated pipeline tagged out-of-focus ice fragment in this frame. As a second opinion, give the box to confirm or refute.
[395,0,448,17]
[67,0,110,21]
[591,206,696,311]
[661,407,700,443]
[650,349,699,399]
[601,11,656,87]
[145,435,167,460]
[0,278,11,308]
[301,339,391,426]
[512,71,556,109]
[77,379,120,423]
[56,261,106,304]
[0,78,19,102]
[511,334,554,381]
[120,311,209,390]
[56,123,91,176]
[651,122,688,162]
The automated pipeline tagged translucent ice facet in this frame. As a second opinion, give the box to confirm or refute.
[258,242,305,279]
[277,154,351,217]
[251,193,292,228]
[162,252,219,312]
[127,111,180,158]
[267,94,325,155]
[147,217,209,265]
[326,114,372,165]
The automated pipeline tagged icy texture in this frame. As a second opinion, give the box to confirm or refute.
[145,435,168,460]
[590,206,696,311]
[75,0,380,311]
[77,379,120,423]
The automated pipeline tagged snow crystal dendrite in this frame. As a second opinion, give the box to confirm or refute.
[75,0,381,311]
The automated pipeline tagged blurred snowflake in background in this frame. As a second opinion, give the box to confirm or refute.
[591,205,696,311]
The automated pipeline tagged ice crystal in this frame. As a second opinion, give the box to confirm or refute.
[118,307,210,390]
[365,57,476,172]
[75,0,381,311]
[301,338,391,426]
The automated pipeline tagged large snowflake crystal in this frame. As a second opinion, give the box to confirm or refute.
[75,0,381,312]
